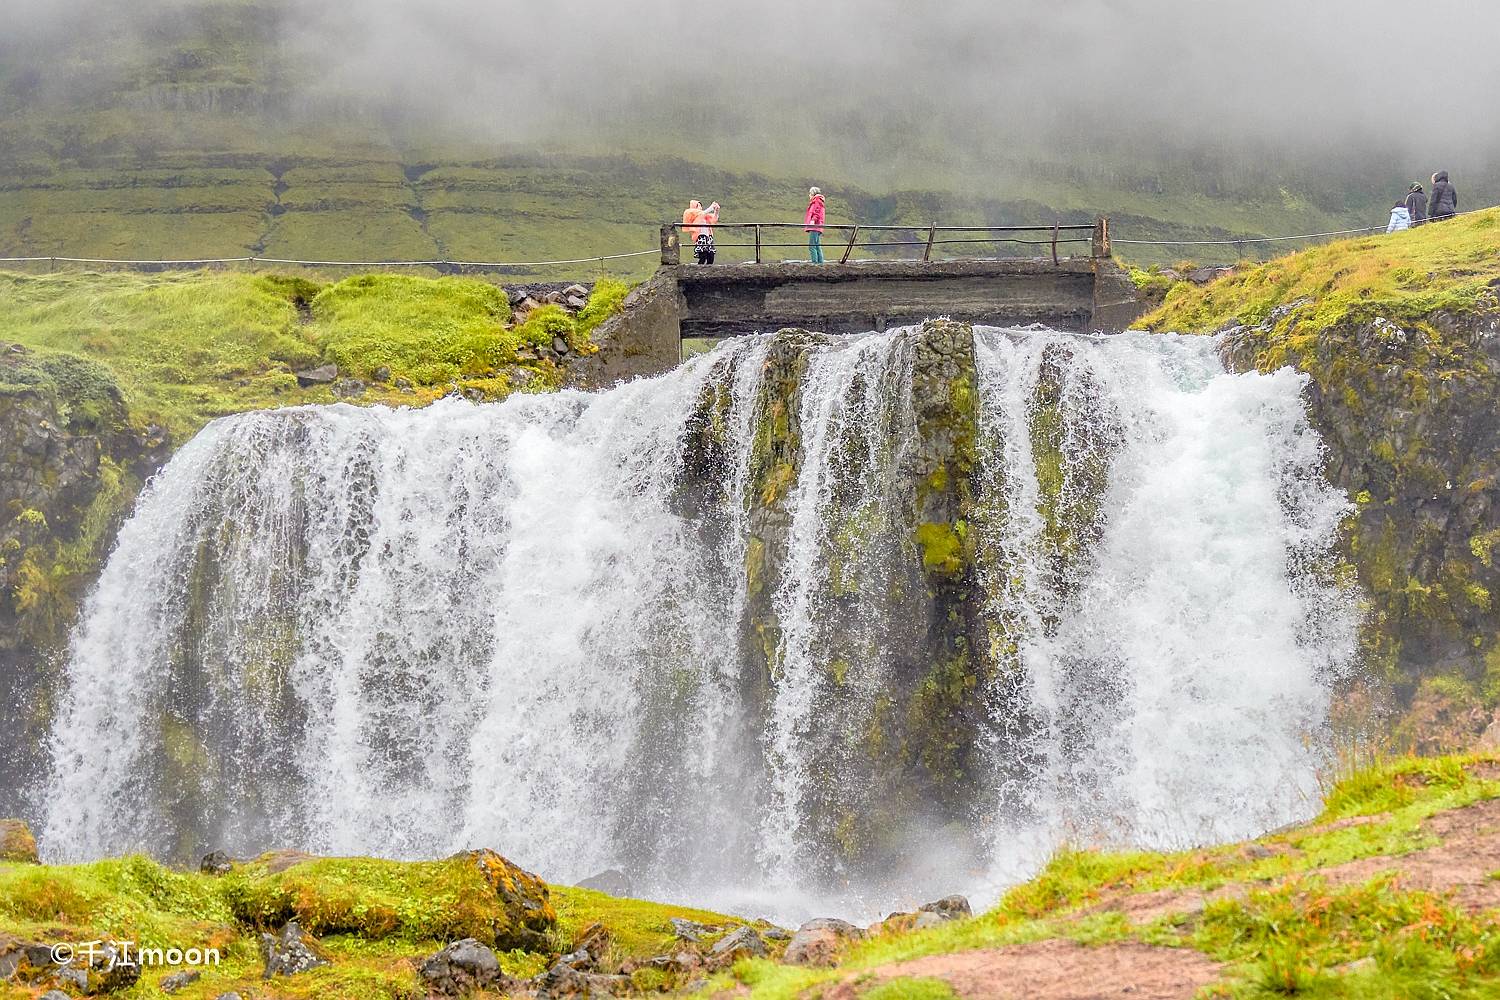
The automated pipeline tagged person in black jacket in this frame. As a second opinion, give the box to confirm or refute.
[1404,183,1427,226]
[1428,171,1458,221]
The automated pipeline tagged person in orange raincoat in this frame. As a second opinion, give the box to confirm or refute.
[683,200,704,240]
[686,200,720,264]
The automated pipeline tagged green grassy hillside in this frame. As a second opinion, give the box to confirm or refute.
[0,270,626,441]
[0,0,1467,274]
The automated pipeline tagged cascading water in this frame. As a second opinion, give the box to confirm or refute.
[38,323,1358,922]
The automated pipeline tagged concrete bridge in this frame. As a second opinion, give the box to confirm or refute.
[570,218,1145,386]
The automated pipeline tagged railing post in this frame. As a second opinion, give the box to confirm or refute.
[1092,216,1110,259]
[661,224,680,265]
[840,225,860,264]
[1051,223,1060,266]
[923,225,936,262]
[755,224,762,264]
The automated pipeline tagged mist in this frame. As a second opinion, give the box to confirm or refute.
[299,0,1500,162]
[4,0,1499,202]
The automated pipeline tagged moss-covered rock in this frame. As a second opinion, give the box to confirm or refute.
[221,849,555,951]
[0,819,38,864]
[1215,304,1500,701]
[0,345,170,820]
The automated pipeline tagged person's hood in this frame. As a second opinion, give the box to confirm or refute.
[1434,171,1449,184]
[689,200,703,211]
[809,193,825,204]
[1410,183,1424,193]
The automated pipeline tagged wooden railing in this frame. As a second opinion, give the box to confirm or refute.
[661,218,1110,265]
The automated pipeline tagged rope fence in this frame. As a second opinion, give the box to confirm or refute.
[1113,203,1495,248]
[0,203,1492,269]
[0,249,660,268]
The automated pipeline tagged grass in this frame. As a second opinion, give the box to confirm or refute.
[1142,209,1500,336]
[0,853,738,1000]
[0,268,632,442]
[3,754,1498,999]
[706,751,1500,999]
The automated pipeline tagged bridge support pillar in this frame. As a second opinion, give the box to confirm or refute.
[660,224,680,265]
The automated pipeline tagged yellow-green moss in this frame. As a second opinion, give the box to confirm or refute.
[1142,208,1500,337]
[916,521,967,577]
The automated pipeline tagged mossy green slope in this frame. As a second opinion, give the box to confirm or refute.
[5,755,1497,1000]
[0,269,627,443]
[1143,209,1500,338]
[713,752,1500,1000]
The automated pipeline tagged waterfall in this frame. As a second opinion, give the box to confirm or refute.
[38,325,1357,922]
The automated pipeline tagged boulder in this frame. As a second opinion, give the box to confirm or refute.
[330,378,367,400]
[869,911,944,935]
[0,936,55,980]
[463,848,557,951]
[293,364,338,387]
[49,940,140,993]
[160,968,201,993]
[535,960,630,997]
[505,287,530,307]
[543,291,566,306]
[783,918,863,966]
[572,922,612,965]
[260,920,329,978]
[0,819,38,863]
[919,895,972,921]
[564,295,588,311]
[669,917,713,943]
[418,938,504,996]
[576,869,633,897]
[708,926,768,965]
[1187,266,1232,285]
[394,377,413,392]
[371,366,392,383]
[199,850,233,875]
[552,337,571,356]
[563,284,590,300]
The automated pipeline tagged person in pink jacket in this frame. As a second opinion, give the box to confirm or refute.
[804,187,826,264]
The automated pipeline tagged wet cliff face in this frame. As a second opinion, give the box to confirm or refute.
[0,344,168,815]
[1220,305,1500,710]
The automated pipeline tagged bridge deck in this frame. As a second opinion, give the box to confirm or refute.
[675,257,1115,338]
[567,256,1144,387]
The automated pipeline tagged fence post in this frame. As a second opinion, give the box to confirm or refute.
[1051,223,1060,266]
[755,225,762,264]
[661,224,680,265]
[840,225,860,264]
[1092,216,1110,259]
[923,225,936,262]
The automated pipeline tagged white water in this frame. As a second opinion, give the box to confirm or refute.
[39,327,1357,923]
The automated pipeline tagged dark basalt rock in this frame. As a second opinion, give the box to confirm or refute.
[260,921,328,978]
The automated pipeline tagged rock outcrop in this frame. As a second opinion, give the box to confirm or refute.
[1220,304,1500,701]
[0,346,169,818]
[0,819,37,863]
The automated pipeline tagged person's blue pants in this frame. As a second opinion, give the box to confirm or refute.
[809,231,824,263]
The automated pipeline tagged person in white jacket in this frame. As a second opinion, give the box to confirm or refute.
[1386,203,1412,233]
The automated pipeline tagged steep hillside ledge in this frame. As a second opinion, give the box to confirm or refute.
[1143,211,1500,731]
